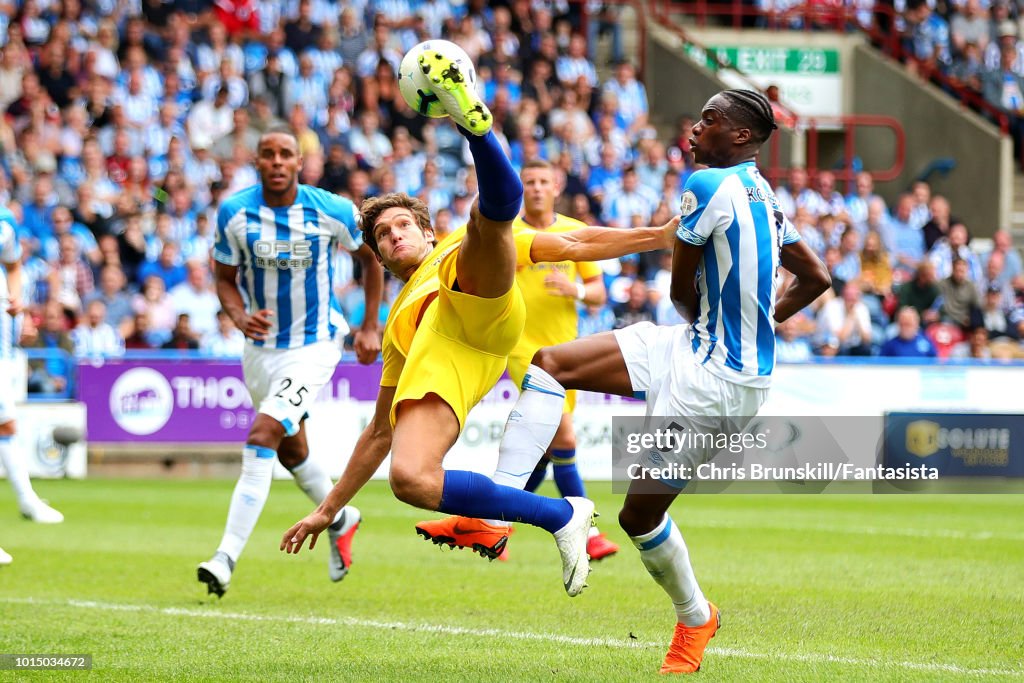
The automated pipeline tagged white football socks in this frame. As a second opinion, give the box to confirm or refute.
[289,456,345,527]
[0,435,41,511]
[631,515,711,627]
[216,445,276,563]
[492,364,565,490]
[484,365,566,526]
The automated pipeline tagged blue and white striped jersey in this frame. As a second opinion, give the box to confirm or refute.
[676,162,801,388]
[0,205,23,360]
[214,184,363,349]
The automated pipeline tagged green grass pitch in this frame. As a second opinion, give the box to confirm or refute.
[1,478,1022,681]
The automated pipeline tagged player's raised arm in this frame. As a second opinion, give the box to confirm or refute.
[774,239,831,324]
[352,243,383,364]
[281,385,396,554]
[529,215,680,264]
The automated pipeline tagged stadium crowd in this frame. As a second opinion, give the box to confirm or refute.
[1,0,1023,396]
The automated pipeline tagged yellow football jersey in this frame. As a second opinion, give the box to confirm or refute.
[380,224,538,388]
[512,214,602,352]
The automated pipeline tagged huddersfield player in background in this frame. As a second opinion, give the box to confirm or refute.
[414,159,619,562]
[198,129,383,597]
[280,51,677,597]
[1,203,65,567]
[491,90,831,672]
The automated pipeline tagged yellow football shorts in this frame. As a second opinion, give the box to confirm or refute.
[391,251,527,430]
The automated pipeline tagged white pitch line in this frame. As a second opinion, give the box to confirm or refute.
[3,597,1022,678]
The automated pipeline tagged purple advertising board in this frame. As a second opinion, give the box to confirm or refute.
[78,359,383,443]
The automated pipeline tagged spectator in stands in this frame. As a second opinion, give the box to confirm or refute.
[859,230,894,298]
[775,315,815,362]
[880,306,938,357]
[603,60,648,138]
[883,193,926,279]
[928,222,983,281]
[26,301,74,395]
[577,301,616,337]
[846,171,882,228]
[123,311,159,350]
[602,166,659,227]
[71,299,123,358]
[187,86,234,152]
[776,167,824,220]
[139,241,187,291]
[987,229,1023,284]
[132,275,176,344]
[981,284,1013,338]
[982,42,1024,164]
[169,259,220,339]
[951,0,990,56]
[555,33,597,88]
[909,181,932,229]
[939,257,982,328]
[49,233,93,313]
[817,281,874,356]
[161,312,200,351]
[897,260,942,323]
[922,194,955,250]
[612,279,655,329]
[204,309,246,358]
[85,265,134,336]
[950,325,993,359]
[906,0,952,77]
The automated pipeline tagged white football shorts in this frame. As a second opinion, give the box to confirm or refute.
[242,340,341,436]
[614,322,769,485]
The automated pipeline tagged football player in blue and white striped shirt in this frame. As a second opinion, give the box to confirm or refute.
[198,128,383,598]
[490,90,831,673]
[1,204,65,568]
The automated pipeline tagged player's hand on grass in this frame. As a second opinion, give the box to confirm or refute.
[281,509,333,554]
[661,215,682,247]
[353,326,382,364]
[239,309,274,341]
[544,271,577,298]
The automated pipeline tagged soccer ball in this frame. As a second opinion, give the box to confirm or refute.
[398,39,478,119]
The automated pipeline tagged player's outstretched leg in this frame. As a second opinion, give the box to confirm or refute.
[418,364,565,560]
[418,49,491,134]
[393,397,594,596]
[621,483,718,674]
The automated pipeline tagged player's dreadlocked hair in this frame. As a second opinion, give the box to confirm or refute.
[720,89,778,144]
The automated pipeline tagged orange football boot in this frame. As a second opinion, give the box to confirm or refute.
[415,516,510,560]
[586,532,619,561]
[659,602,720,674]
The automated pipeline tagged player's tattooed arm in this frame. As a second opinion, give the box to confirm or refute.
[352,243,383,364]
[530,215,681,263]
[281,385,396,554]
[775,240,832,324]
[214,262,273,341]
